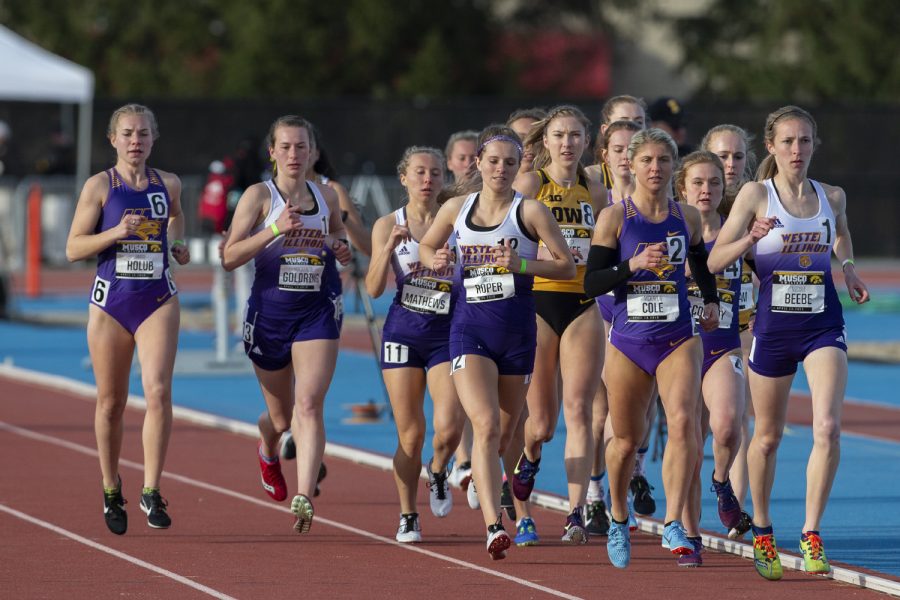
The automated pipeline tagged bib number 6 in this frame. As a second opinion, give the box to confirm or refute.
[91,276,110,307]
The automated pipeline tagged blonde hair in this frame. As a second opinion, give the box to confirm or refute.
[756,105,820,181]
[700,124,757,215]
[627,128,678,163]
[674,150,725,206]
[107,103,159,140]
[525,105,591,177]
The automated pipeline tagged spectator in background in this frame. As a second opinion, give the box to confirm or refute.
[0,120,12,177]
[199,136,265,235]
[648,97,693,157]
[34,123,76,175]
[444,130,478,183]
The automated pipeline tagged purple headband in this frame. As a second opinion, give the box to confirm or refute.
[477,135,523,158]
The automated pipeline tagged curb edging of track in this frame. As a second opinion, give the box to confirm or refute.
[2,362,898,597]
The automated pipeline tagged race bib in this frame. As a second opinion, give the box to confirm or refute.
[401,277,452,315]
[278,253,324,292]
[739,269,755,312]
[115,241,164,280]
[464,265,514,303]
[771,271,825,313]
[688,287,735,330]
[626,280,680,322]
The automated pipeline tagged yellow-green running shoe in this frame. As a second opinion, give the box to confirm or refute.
[291,494,314,534]
[800,531,831,574]
[753,533,783,580]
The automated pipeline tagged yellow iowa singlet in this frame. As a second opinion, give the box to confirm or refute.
[533,169,595,293]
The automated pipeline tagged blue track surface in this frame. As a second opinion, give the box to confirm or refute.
[3,291,899,576]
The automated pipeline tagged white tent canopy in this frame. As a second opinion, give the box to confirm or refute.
[0,25,94,184]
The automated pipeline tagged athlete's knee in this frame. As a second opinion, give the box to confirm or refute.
[711,415,741,449]
[664,411,697,443]
[294,396,324,421]
[529,415,556,444]
[96,395,126,422]
[613,435,640,457]
[812,416,841,446]
[471,417,500,447]
[752,429,783,457]
[141,379,172,407]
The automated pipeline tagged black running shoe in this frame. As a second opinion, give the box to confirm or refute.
[585,499,610,536]
[314,461,327,497]
[280,433,297,461]
[728,510,753,540]
[140,490,171,529]
[630,474,656,516]
[500,480,517,521]
[103,479,128,535]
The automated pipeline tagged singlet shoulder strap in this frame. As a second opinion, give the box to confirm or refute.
[538,169,551,186]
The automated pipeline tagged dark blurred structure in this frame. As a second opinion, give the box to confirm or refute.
[647,96,694,156]
[33,123,76,175]
[1,97,897,256]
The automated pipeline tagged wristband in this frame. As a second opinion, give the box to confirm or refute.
[841,258,855,269]
[519,258,527,274]
[171,239,185,247]
[270,223,280,237]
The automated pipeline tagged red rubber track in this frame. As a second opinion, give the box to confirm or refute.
[1,375,894,599]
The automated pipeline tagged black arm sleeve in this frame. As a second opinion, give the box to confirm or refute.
[744,256,757,277]
[687,242,719,305]
[583,245,632,298]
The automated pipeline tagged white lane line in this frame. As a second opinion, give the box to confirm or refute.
[0,421,581,600]
[5,364,900,597]
[0,503,237,600]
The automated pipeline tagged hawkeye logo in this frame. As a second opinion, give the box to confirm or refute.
[633,242,675,279]
[123,208,161,240]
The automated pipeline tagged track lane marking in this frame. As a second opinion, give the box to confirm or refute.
[0,420,581,600]
[0,503,237,600]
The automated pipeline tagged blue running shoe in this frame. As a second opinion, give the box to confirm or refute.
[607,520,631,568]
[512,452,540,501]
[604,489,637,531]
[515,517,539,546]
[662,520,692,555]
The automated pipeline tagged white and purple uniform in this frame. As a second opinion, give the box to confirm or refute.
[90,168,177,335]
[380,208,455,370]
[242,180,343,370]
[749,179,845,377]
[687,230,742,378]
[609,198,694,375]
[449,192,538,376]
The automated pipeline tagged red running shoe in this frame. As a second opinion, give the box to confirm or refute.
[258,441,287,501]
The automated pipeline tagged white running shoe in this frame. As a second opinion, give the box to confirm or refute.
[395,513,422,543]
[426,459,453,518]
[466,479,480,510]
[449,461,472,490]
[486,526,511,560]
